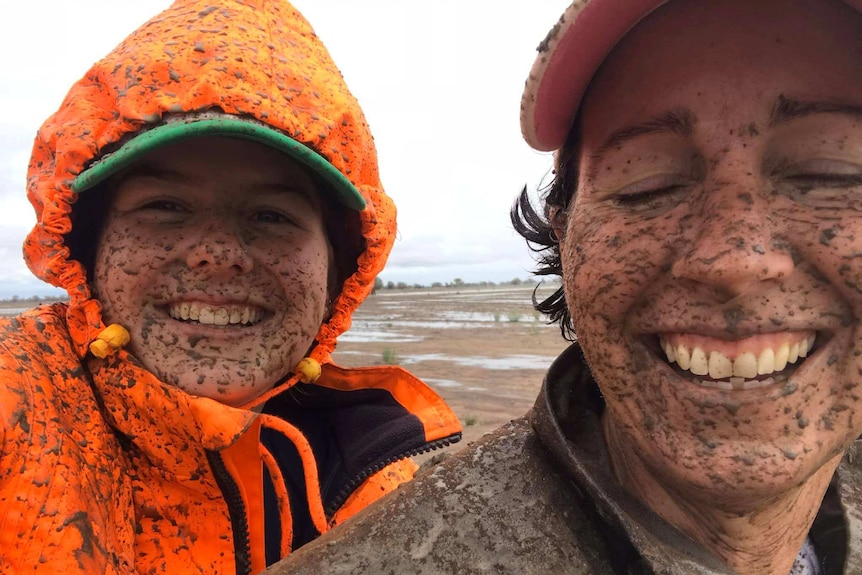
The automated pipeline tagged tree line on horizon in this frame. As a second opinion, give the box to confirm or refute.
[0,294,70,305]
[372,276,561,293]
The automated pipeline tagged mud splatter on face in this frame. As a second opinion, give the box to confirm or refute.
[559,0,862,511]
[94,137,333,406]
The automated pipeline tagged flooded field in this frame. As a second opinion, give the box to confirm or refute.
[331,284,571,449]
[0,303,46,316]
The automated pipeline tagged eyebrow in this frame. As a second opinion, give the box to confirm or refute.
[770,95,862,126]
[587,109,694,178]
[597,109,694,155]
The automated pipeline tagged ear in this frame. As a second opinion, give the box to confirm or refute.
[548,206,567,243]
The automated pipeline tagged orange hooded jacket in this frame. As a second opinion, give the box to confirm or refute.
[0,1,461,573]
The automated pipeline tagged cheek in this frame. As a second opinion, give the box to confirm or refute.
[815,220,862,310]
[267,240,332,310]
[93,223,179,316]
[93,223,141,298]
[773,202,862,322]
[564,208,674,328]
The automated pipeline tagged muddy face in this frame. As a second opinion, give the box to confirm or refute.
[93,136,332,406]
[560,0,862,505]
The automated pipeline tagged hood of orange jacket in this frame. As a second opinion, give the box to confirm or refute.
[24,0,391,368]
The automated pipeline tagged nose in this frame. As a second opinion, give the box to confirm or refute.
[671,182,794,298]
[185,222,254,275]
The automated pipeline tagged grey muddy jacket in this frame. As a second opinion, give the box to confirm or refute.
[269,344,862,574]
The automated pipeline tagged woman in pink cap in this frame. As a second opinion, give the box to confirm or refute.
[271,0,862,573]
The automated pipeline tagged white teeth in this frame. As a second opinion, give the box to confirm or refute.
[213,308,229,326]
[658,333,817,387]
[664,340,676,363]
[700,379,733,390]
[690,347,709,376]
[708,351,732,379]
[168,302,264,326]
[775,342,789,371]
[807,333,816,354]
[732,352,758,379]
[789,342,799,364]
[675,344,691,370]
[199,307,215,324]
[799,335,812,358]
[757,349,775,375]
[743,376,775,390]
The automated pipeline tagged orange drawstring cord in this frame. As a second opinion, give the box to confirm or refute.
[240,356,327,553]
[242,374,301,411]
[260,443,293,557]
[257,413,329,536]
[240,357,321,411]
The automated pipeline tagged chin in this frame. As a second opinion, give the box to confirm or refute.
[642,430,847,510]
[162,365,283,407]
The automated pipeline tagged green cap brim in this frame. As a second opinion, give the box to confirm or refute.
[71,118,366,211]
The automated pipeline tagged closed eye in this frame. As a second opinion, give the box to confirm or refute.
[139,199,187,212]
[771,159,862,207]
[774,159,862,192]
[616,185,685,206]
[612,175,691,215]
[783,173,862,191]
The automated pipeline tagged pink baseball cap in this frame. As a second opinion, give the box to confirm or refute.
[520,0,862,152]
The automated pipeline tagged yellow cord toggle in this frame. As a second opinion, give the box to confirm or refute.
[294,357,321,383]
[89,324,131,358]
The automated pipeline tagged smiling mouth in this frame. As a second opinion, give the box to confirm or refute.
[167,302,266,327]
[655,331,817,390]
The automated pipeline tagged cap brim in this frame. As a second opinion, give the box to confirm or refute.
[521,0,668,152]
[72,117,366,211]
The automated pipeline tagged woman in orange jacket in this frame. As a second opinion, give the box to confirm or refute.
[0,1,461,573]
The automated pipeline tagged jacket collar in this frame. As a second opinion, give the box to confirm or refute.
[87,349,461,492]
[531,343,862,574]
[88,350,258,482]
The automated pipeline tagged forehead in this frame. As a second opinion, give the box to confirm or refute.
[579,0,862,136]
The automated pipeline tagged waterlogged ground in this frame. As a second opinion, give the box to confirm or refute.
[331,284,572,449]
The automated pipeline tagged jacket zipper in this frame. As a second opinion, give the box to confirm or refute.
[207,451,253,575]
[324,432,462,518]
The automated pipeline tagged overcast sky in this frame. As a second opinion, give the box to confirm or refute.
[0,1,566,299]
